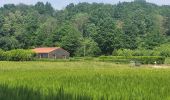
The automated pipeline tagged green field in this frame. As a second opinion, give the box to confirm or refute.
[0,61,170,100]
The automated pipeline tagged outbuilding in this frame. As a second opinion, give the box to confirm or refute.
[32,47,70,59]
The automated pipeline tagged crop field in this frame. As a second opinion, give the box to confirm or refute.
[0,61,170,100]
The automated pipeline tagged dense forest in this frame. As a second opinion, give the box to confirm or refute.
[0,0,170,56]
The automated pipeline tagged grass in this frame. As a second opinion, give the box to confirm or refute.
[0,61,170,100]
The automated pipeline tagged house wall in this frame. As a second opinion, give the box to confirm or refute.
[49,48,70,59]
[37,53,48,58]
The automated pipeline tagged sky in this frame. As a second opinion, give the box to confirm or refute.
[0,0,170,10]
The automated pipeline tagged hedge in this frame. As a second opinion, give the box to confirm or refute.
[69,57,97,61]
[99,56,165,64]
[0,49,35,61]
[113,49,170,57]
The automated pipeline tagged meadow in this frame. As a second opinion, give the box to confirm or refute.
[0,61,170,100]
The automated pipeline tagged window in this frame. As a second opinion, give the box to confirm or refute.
[39,53,48,58]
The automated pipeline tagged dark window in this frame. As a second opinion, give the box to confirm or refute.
[40,53,48,58]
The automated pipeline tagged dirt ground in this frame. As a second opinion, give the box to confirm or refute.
[151,65,170,68]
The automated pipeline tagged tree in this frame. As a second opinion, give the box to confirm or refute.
[45,2,54,15]
[35,2,45,14]
[83,23,98,38]
[0,37,19,50]
[15,10,40,48]
[71,13,89,33]
[134,0,146,3]
[92,17,116,55]
[0,15,4,36]
[54,24,82,56]
[123,20,139,49]
[164,14,170,36]
[36,18,58,46]
[140,33,166,49]
[76,38,101,57]
[0,1,170,56]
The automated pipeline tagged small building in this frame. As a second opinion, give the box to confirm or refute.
[32,47,70,59]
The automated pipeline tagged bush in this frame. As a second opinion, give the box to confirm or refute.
[132,50,144,56]
[0,49,5,60]
[159,50,170,57]
[69,57,96,61]
[112,49,133,57]
[99,56,131,64]
[99,56,165,64]
[154,43,170,57]
[113,49,162,57]
[132,50,160,56]
[130,56,165,64]
[0,49,35,61]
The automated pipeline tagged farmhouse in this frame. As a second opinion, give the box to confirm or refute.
[32,47,70,59]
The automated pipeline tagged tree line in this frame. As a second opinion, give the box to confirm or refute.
[0,0,170,56]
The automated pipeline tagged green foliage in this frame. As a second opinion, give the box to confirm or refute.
[0,49,35,61]
[139,33,166,49]
[132,49,160,56]
[34,2,54,15]
[71,13,89,33]
[0,1,170,56]
[54,24,82,56]
[0,37,19,51]
[165,57,170,64]
[134,0,146,3]
[36,17,58,46]
[76,38,101,57]
[99,56,165,64]
[113,49,163,57]
[160,50,170,57]
[0,49,5,60]
[154,43,170,57]
[99,56,130,64]
[131,56,165,64]
[112,49,133,57]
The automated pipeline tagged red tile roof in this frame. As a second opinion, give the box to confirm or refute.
[32,47,60,53]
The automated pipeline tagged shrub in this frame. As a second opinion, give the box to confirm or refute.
[113,49,133,57]
[113,49,162,57]
[133,50,160,56]
[0,49,35,61]
[132,50,144,56]
[99,56,165,64]
[69,57,96,61]
[112,49,118,56]
[99,56,131,64]
[0,49,5,60]
[159,50,170,57]
[130,56,165,64]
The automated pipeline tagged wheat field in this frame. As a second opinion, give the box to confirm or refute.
[0,61,170,100]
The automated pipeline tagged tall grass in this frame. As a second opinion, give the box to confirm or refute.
[0,61,170,100]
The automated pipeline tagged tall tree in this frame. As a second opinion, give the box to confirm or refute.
[76,38,101,57]
[53,24,82,56]
[36,18,58,46]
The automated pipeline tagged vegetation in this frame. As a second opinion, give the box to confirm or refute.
[112,44,170,57]
[0,49,35,61]
[99,56,165,64]
[0,1,170,56]
[0,1,170,98]
[0,61,170,100]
